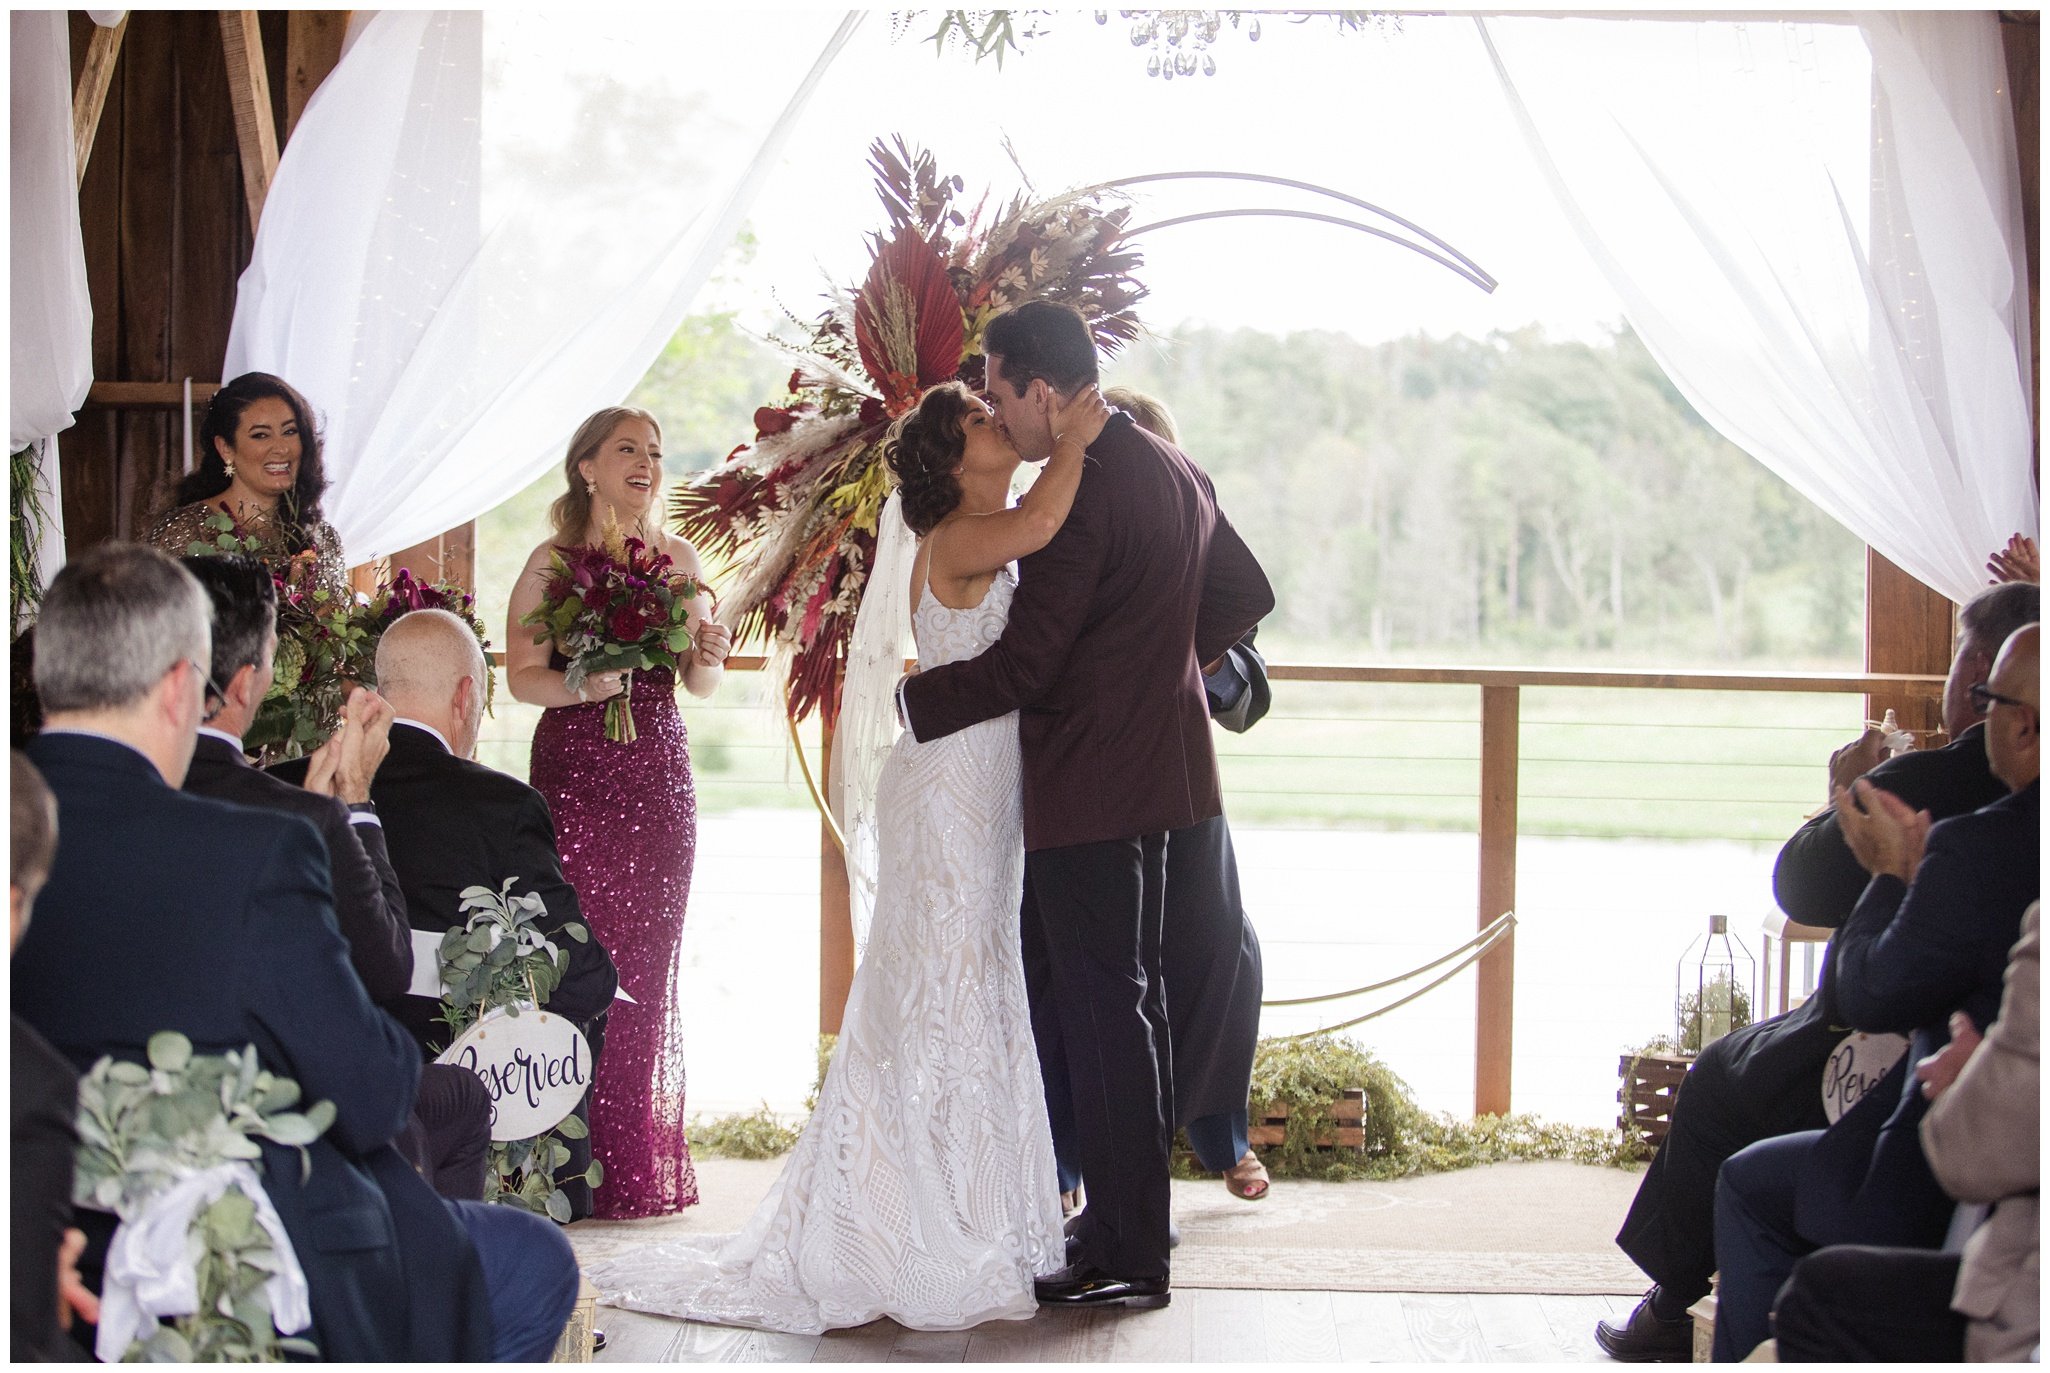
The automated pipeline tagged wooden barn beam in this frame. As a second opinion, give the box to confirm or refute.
[285,11,351,142]
[71,14,128,189]
[218,11,280,235]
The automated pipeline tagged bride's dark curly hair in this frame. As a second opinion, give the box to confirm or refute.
[883,382,972,536]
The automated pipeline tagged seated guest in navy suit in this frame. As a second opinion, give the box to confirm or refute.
[276,608,619,1219]
[11,750,97,1361]
[1771,903,2039,1362]
[1598,582,2036,1361]
[1711,623,2040,1361]
[12,545,577,1361]
[180,555,491,1203]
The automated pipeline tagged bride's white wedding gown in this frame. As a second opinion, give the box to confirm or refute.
[586,567,1065,1334]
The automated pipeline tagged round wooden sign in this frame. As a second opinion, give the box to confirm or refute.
[436,1007,593,1142]
[1821,1031,1908,1125]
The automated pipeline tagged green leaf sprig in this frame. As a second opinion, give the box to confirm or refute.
[72,1032,333,1361]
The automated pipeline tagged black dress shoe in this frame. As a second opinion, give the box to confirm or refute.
[1034,1263,1171,1310]
[1593,1288,1694,1362]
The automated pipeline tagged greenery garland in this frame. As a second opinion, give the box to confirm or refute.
[73,1032,335,1362]
[690,1032,1644,1179]
[434,878,601,1222]
[11,441,50,630]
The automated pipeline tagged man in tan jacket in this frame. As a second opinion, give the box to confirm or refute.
[1769,901,2039,1361]
[1923,900,2039,1361]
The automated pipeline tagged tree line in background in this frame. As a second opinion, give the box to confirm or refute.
[551,311,1865,670]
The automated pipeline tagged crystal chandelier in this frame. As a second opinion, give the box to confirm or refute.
[1096,10,1256,80]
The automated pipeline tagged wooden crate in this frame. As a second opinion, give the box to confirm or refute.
[1247,1087,1367,1150]
[1619,1052,1693,1153]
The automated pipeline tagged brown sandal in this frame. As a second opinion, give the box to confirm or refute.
[1224,1149,1270,1201]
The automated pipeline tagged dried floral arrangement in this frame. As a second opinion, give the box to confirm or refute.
[670,136,1146,723]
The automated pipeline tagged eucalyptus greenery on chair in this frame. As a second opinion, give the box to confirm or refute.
[10,441,51,631]
[435,877,601,1223]
[72,1031,335,1362]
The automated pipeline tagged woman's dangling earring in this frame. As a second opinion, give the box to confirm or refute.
[586,478,599,497]
[222,459,238,482]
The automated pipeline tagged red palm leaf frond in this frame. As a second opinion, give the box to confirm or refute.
[853,227,967,414]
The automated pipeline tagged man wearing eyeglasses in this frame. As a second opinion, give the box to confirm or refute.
[1600,580,2038,1362]
[1709,623,2039,1360]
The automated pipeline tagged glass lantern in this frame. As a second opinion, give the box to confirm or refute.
[1676,915,1756,1055]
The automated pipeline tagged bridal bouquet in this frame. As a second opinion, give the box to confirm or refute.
[521,525,698,744]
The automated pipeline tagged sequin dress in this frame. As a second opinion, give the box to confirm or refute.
[585,567,1064,1333]
[530,661,700,1218]
[144,500,350,603]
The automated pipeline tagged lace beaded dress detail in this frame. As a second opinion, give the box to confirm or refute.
[586,565,1063,1332]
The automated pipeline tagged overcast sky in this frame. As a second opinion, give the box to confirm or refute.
[482,9,1872,348]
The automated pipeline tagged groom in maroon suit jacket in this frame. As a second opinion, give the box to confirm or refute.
[902,301,1274,1305]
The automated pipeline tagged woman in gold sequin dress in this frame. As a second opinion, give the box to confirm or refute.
[143,372,350,601]
[508,407,734,1219]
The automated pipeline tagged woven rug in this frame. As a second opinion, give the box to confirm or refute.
[568,1157,1648,1296]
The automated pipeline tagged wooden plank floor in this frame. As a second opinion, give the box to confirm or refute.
[592,1291,1640,1362]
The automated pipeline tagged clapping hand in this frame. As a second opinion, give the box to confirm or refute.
[56,1227,99,1331]
[1833,779,1932,884]
[301,687,394,803]
[1913,1012,1983,1101]
[1826,728,1888,804]
[1986,533,2039,585]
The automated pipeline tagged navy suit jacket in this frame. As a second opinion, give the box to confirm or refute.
[1797,779,2041,1248]
[12,732,492,1361]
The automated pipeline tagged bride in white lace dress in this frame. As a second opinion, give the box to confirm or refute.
[587,380,1111,1334]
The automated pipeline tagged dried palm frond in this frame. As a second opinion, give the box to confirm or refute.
[670,136,1146,724]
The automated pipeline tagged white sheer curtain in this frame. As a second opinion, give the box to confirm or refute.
[224,11,863,564]
[11,10,97,589]
[1479,14,2035,605]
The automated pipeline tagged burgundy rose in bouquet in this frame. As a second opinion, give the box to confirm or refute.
[521,526,699,744]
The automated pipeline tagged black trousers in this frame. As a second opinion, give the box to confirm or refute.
[1615,997,1840,1303]
[1023,834,1173,1279]
[399,1063,492,1202]
[1772,1244,1964,1362]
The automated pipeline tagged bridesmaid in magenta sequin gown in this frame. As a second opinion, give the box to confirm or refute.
[507,406,735,1219]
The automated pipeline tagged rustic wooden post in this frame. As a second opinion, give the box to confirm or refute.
[71,14,127,188]
[818,712,855,1035]
[217,13,280,237]
[1476,683,1519,1117]
[385,522,477,595]
[1864,552,1955,738]
[284,11,350,141]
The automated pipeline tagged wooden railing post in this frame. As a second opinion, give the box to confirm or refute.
[818,716,854,1035]
[1476,684,1519,1117]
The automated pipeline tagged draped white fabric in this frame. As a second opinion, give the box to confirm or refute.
[224,11,863,564]
[1479,14,2036,605]
[11,10,91,589]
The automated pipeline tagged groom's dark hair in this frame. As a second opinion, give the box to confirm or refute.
[983,301,1099,399]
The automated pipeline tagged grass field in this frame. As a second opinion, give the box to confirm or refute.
[475,670,1868,845]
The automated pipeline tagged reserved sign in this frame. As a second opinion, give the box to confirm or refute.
[436,1007,593,1141]
[1821,1031,1909,1124]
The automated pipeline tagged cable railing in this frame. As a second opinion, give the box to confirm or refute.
[479,653,1944,1116]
